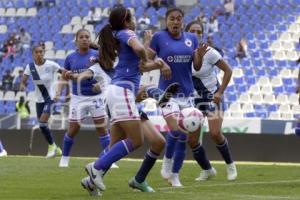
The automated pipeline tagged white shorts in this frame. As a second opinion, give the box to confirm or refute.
[162,97,194,118]
[106,85,140,124]
[69,94,107,122]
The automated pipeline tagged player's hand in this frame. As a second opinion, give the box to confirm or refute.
[197,43,209,58]
[213,91,222,104]
[92,83,101,93]
[143,30,153,47]
[53,94,60,102]
[62,70,73,80]
[160,61,172,80]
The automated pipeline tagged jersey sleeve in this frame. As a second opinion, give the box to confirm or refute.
[51,61,62,72]
[24,64,30,76]
[149,32,160,54]
[206,48,222,65]
[192,34,199,51]
[64,55,71,70]
[117,29,137,45]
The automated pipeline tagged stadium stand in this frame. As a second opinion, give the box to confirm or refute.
[0,0,299,121]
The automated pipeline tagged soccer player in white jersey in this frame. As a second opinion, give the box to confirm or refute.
[186,21,237,181]
[20,44,62,158]
[56,29,112,168]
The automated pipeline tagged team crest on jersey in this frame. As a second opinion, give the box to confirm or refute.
[167,56,173,62]
[185,39,192,47]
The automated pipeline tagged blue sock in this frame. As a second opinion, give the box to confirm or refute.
[98,147,109,159]
[216,138,233,164]
[172,133,187,173]
[99,133,110,150]
[192,144,212,170]
[62,133,74,157]
[0,140,4,152]
[135,150,159,183]
[39,122,54,145]
[295,122,300,136]
[165,131,181,159]
[94,138,134,171]
[145,86,163,101]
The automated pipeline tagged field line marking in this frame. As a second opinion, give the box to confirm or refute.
[7,155,300,166]
[158,179,300,191]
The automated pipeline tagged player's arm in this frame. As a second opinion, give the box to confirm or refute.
[19,74,29,91]
[193,43,209,71]
[214,59,232,104]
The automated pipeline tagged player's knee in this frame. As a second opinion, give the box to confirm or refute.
[151,137,165,153]
[187,138,199,149]
[132,136,144,149]
[210,132,223,143]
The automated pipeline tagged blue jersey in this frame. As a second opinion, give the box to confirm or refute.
[64,49,99,96]
[111,29,141,95]
[150,31,198,97]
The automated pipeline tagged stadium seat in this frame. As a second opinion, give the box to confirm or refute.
[248,85,261,95]
[261,85,273,95]
[281,113,293,120]
[276,94,288,104]
[269,111,281,119]
[15,91,26,101]
[278,104,291,114]
[3,91,15,101]
[263,94,276,104]
[250,94,263,104]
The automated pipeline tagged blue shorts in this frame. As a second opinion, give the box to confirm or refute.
[36,100,54,119]
[194,95,225,115]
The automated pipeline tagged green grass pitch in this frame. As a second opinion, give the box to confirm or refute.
[1,156,300,200]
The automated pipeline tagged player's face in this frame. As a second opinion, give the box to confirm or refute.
[76,31,91,49]
[188,24,203,42]
[33,46,45,63]
[166,11,183,36]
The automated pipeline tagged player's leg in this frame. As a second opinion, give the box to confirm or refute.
[85,86,143,190]
[208,107,237,181]
[296,118,300,136]
[160,101,182,180]
[191,99,216,181]
[59,99,83,167]
[37,101,61,158]
[129,114,165,192]
[0,139,7,157]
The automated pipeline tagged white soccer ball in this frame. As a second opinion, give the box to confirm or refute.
[179,107,204,133]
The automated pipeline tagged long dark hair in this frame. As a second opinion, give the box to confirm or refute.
[165,7,184,19]
[98,7,132,70]
[185,21,203,32]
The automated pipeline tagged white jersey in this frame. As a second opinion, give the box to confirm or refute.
[88,63,112,96]
[192,47,222,94]
[24,60,61,103]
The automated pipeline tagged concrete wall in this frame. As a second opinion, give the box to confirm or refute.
[1,129,300,162]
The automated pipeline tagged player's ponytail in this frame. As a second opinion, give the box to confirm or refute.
[98,24,119,70]
[97,6,131,70]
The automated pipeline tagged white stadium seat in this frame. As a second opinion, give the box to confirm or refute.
[279,68,292,78]
[72,24,83,33]
[45,41,53,50]
[44,50,55,59]
[5,8,16,17]
[270,77,282,87]
[263,94,276,104]
[242,103,254,112]
[269,111,281,119]
[260,85,273,95]
[276,94,288,104]
[281,113,294,120]
[27,8,37,16]
[250,94,263,104]
[292,105,300,115]
[229,102,241,112]
[16,8,27,17]
[248,85,261,95]
[238,93,250,104]
[61,25,72,33]
[289,94,299,106]
[3,91,15,101]
[278,104,291,114]
[0,25,7,34]
[55,50,66,60]
[257,77,270,86]
[70,16,82,25]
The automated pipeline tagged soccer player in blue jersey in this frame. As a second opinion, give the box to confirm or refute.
[65,63,174,194]
[0,139,7,157]
[20,44,62,158]
[81,7,171,194]
[186,21,237,181]
[145,7,205,187]
[56,29,112,168]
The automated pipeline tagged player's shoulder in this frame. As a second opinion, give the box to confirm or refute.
[45,59,59,66]
[153,30,167,38]
[206,46,221,57]
[117,29,136,38]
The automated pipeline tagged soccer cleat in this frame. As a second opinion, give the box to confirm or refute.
[158,82,180,107]
[160,156,173,179]
[81,176,101,196]
[110,163,119,169]
[59,156,70,167]
[0,149,7,157]
[55,147,62,156]
[85,162,106,191]
[46,144,57,158]
[128,177,155,192]
[195,167,217,181]
[168,173,183,187]
[226,163,237,181]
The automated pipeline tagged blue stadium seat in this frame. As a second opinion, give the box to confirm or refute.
[245,112,255,118]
